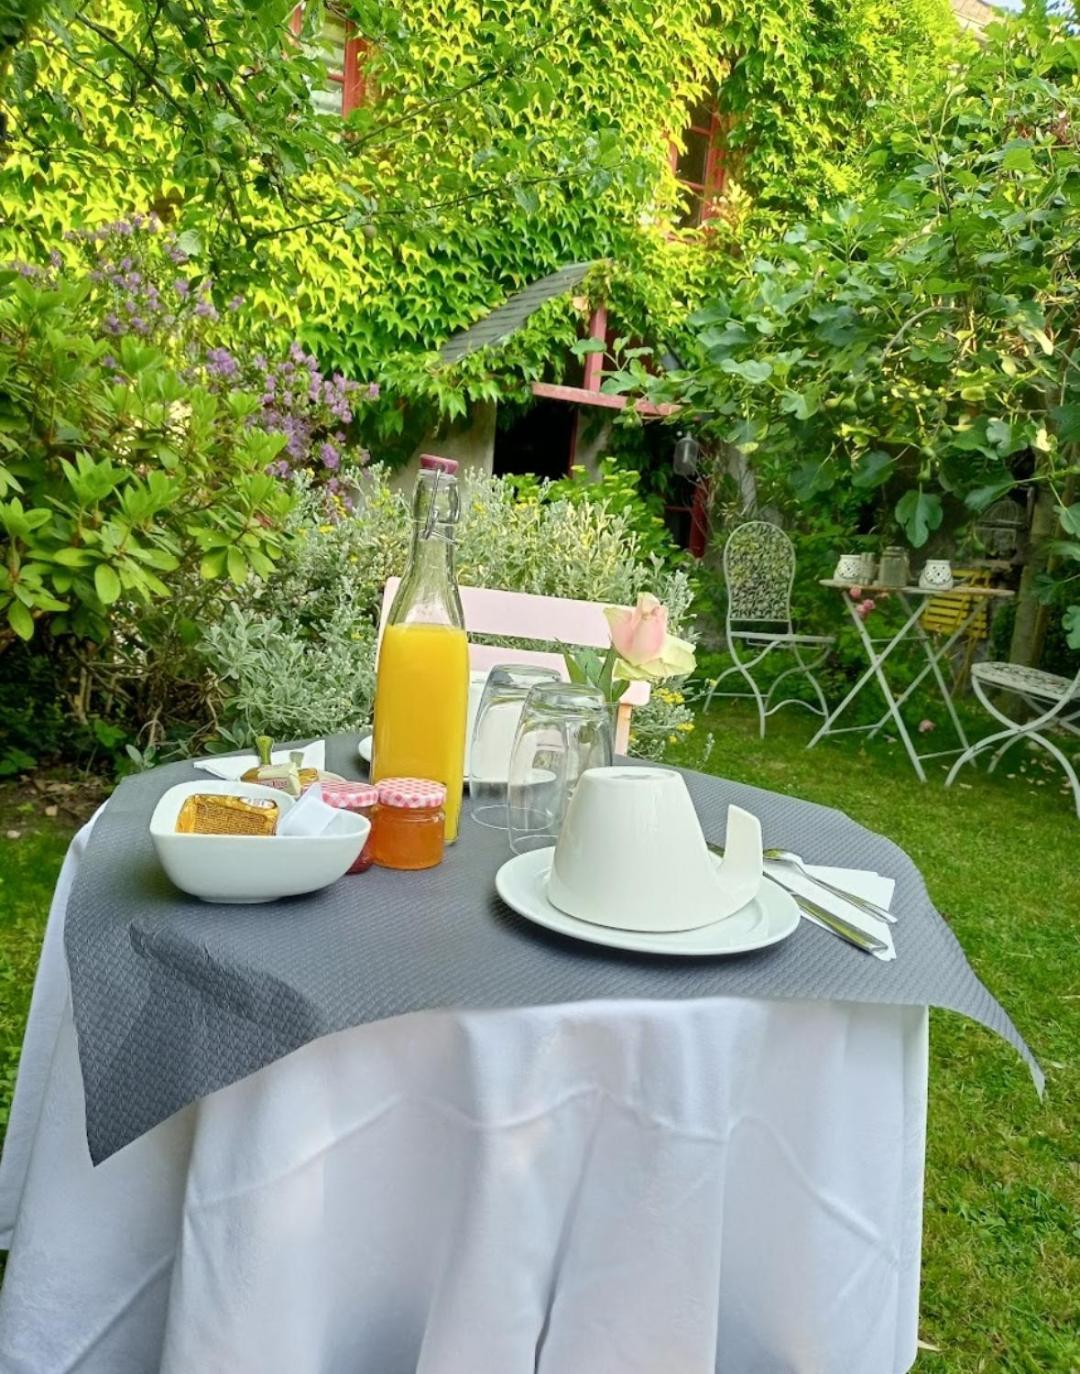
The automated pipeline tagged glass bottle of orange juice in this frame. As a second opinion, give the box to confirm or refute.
[372,455,469,841]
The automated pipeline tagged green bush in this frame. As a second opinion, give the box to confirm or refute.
[0,229,299,650]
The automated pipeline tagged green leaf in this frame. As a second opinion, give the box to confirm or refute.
[7,600,33,641]
[851,450,894,490]
[226,546,248,583]
[512,185,540,215]
[200,549,228,580]
[175,229,202,258]
[965,480,1015,512]
[895,490,943,547]
[720,358,773,384]
[94,563,122,605]
[1058,505,1080,537]
[1001,145,1035,172]
[51,547,91,567]
[1065,606,1080,651]
[1050,404,1080,444]
[561,643,602,687]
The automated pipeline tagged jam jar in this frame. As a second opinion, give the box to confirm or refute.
[320,781,379,873]
[371,778,447,871]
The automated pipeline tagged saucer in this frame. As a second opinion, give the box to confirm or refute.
[495,848,799,957]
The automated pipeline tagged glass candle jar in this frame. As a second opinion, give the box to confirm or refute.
[320,781,379,873]
[372,778,447,871]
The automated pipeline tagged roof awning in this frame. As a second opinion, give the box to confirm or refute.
[438,262,597,363]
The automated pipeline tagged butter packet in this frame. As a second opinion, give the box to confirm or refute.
[175,793,279,836]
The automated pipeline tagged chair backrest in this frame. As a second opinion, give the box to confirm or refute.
[920,568,991,640]
[377,580,649,707]
[722,520,796,624]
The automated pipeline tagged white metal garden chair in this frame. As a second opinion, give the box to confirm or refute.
[703,520,834,737]
[945,660,1080,816]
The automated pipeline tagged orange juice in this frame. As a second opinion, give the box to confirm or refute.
[372,622,469,841]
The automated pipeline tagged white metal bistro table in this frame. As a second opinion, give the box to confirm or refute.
[808,579,1014,782]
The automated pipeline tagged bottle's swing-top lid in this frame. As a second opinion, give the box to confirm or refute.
[419,454,459,475]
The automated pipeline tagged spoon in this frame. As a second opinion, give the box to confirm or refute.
[763,848,897,925]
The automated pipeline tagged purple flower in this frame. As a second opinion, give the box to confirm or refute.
[367,382,380,399]
[49,250,62,269]
[174,278,190,296]
[319,442,340,470]
[103,313,121,334]
[195,300,218,319]
[102,355,117,369]
[228,294,244,311]
[206,347,239,380]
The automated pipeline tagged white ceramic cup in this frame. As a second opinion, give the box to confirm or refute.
[834,553,862,583]
[546,766,728,932]
[919,559,953,591]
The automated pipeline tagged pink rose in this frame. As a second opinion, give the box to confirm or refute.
[918,719,935,734]
[856,598,876,619]
[848,585,863,600]
[605,593,668,666]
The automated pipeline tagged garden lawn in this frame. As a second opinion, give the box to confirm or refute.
[1,711,1078,1371]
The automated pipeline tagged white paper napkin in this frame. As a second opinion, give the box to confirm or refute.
[193,740,326,781]
[765,863,896,961]
[275,783,340,837]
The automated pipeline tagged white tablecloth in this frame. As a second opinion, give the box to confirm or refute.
[0,822,928,1374]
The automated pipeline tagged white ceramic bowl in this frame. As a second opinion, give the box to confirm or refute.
[150,781,369,903]
[547,766,727,933]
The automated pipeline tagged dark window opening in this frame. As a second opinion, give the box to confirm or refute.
[493,400,575,481]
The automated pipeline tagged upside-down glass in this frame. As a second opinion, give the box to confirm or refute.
[507,682,613,854]
[470,665,562,829]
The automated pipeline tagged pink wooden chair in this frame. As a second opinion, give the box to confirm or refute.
[378,579,649,753]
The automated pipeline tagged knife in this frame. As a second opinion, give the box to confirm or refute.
[788,887,889,954]
[705,842,888,955]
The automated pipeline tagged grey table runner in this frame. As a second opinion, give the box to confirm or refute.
[65,735,1042,1164]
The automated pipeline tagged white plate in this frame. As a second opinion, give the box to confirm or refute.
[495,848,800,957]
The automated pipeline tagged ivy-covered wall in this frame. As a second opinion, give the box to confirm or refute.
[1,0,955,447]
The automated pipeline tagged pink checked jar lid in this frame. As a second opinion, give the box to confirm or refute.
[376,778,447,810]
[320,781,379,810]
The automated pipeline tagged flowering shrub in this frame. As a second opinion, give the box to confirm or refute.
[61,218,375,491]
[0,222,379,649]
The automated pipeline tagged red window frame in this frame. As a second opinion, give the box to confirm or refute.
[670,92,726,227]
[291,5,367,116]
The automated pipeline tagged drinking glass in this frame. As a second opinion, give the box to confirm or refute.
[470,665,562,829]
[507,682,613,854]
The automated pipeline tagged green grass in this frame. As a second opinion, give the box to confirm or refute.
[0,793,75,1142]
[1,716,1078,1370]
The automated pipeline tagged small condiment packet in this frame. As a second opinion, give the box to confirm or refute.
[275,783,340,838]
